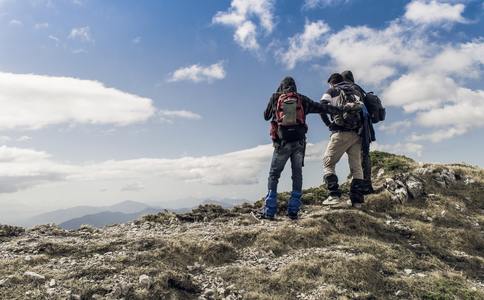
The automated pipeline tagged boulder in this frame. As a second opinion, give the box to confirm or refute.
[406,176,424,199]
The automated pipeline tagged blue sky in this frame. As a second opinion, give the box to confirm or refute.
[0,0,483,223]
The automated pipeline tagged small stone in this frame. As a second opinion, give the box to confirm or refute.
[24,255,32,262]
[416,273,426,278]
[0,278,7,286]
[24,271,45,281]
[46,288,56,295]
[395,290,403,296]
[49,279,56,287]
[203,289,215,297]
[404,269,412,275]
[138,274,151,289]
[377,168,385,178]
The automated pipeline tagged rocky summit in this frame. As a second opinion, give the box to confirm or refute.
[0,152,483,300]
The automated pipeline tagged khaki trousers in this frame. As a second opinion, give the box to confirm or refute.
[323,131,363,180]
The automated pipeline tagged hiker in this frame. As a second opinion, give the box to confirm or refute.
[261,76,340,220]
[341,70,376,195]
[319,73,368,208]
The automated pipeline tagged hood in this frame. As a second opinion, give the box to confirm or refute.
[341,70,355,83]
[276,76,297,93]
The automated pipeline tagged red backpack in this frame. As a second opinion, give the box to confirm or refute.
[270,92,307,142]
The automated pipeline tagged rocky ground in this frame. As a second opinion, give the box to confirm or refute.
[0,152,483,299]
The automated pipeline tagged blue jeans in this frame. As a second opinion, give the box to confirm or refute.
[268,140,305,193]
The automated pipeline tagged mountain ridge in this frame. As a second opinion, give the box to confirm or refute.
[0,152,483,299]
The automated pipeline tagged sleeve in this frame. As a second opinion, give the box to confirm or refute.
[301,95,341,115]
[264,94,277,121]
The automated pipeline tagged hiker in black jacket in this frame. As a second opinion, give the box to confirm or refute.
[261,76,340,220]
[341,70,376,195]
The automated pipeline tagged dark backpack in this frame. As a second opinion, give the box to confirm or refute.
[271,92,307,142]
[364,92,386,124]
[331,84,364,130]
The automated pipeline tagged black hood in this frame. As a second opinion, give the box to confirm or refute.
[276,76,297,93]
[341,70,355,83]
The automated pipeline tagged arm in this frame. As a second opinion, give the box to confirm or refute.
[264,94,278,121]
[301,95,341,115]
[320,91,336,127]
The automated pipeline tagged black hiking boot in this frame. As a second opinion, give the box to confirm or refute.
[287,212,298,220]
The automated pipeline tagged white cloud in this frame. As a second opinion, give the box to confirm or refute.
[72,48,87,54]
[383,73,459,112]
[0,146,71,193]
[212,0,274,51]
[278,21,429,83]
[278,20,330,69]
[0,141,327,193]
[17,136,32,142]
[416,87,484,128]
[423,41,484,78]
[9,19,22,26]
[408,127,468,143]
[168,62,226,83]
[132,36,141,44]
[373,142,423,157]
[377,120,412,133]
[159,110,202,123]
[404,0,467,25]
[34,22,49,29]
[0,72,156,130]
[48,35,60,44]
[68,26,93,43]
[121,182,144,192]
[304,0,350,9]
[0,136,32,143]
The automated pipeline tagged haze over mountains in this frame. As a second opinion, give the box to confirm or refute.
[13,198,248,229]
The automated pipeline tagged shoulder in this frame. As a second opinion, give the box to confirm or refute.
[324,87,340,98]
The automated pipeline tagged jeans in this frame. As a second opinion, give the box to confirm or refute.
[268,140,305,192]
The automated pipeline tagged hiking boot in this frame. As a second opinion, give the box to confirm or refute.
[287,212,298,220]
[352,203,363,209]
[347,199,363,209]
[287,191,302,220]
[254,211,275,220]
[322,195,341,205]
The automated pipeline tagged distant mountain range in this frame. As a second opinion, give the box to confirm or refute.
[19,198,249,230]
[20,200,153,228]
[59,208,160,230]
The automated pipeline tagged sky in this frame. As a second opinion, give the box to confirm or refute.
[0,0,483,223]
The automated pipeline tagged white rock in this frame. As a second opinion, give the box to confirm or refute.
[139,274,151,289]
[377,168,385,178]
[464,176,475,185]
[49,279,56,287]
[404,269,412,275]
[46,288,56,295]
[24,271,45,281]
[406,176,424,199]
